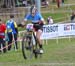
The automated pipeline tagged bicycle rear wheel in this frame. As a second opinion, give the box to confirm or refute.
[22,34,33,59]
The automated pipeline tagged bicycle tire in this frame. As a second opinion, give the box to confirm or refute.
[32,32,38,59]
[22,33,33,59]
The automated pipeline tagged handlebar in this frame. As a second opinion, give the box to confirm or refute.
[18,24,25,27]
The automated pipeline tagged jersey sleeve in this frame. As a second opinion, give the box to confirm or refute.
[24,14,30,21]
[38,13,44,21]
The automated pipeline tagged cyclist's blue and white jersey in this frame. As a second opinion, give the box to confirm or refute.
[24,12,44,23]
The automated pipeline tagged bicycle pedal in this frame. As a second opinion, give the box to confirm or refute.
[33,49,40,54]
[26,46,32,50]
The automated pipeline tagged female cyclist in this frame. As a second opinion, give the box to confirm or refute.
[22,5,45,54]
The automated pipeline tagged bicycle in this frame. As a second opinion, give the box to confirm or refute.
[21,24,43,59]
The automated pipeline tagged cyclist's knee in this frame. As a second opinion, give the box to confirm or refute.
[38,29,42,33]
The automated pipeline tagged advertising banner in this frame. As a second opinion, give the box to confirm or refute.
[41,23,75,39]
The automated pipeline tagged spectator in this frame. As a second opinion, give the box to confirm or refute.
[22,0,27,6]
[42,0,49,7]
[6,15,18,51]
[45,1,49,7]
[27,0,31,6]
[71,11,75,22]
[47,16,53,24]
[56,0,61,8]
[62,0,64,4]
[61,0,64,6]
[0,19,7,53]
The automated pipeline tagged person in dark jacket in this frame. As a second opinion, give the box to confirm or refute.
[56,0,61,8]
[71,11,75,22]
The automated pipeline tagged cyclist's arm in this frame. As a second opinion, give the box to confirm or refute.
[38,14,46,24]
[41,18,46,24]
[21,14,30,26]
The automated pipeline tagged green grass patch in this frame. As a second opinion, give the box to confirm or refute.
[0,38,75,66]
[42,12,71,23]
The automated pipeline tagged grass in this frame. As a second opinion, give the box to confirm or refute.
[42,12,71,23]
[0,38,75,66]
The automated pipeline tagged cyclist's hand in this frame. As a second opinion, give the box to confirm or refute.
[18,24,22,27]
[18,24,25,27]
[18,21,26,27]
[39,21,46,25]
[43,21,46,25]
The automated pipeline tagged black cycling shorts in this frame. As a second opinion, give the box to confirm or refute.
[33,22,43,31]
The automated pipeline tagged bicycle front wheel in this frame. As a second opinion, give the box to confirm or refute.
[22,34,33,59]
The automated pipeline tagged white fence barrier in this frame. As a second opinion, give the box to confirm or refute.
[18,23,75,48]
